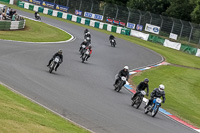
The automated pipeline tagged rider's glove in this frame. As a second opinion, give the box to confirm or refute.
[146,93,149,96]
[162,101,165,103]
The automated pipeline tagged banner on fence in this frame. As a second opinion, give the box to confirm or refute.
[55,4,68,12]
[169,33,178,40]
[84,12,103,21]
[136,24,143,31]
[145,23,160,34]
[75,10,82,16]
[119,22,125,27]
[106,18,113,23]
[42,1,55,9]
[29,0,42,5]
[113,20,119,25]
[127,22,136,29]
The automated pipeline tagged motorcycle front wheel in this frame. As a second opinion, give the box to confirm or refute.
[151,106,159,117]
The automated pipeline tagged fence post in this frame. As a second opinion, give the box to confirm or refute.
[115,4,119,19]
[79,0,82,10]
[66,0,69,7]
[127,7,131,23]
[149,12,152,24]
[160,15,163,29]
[171,17,174,33]
[103,4,108,19]
[179,20,184,41]
[90,0,93,12]
[53,0,56,4]
[138,10,142,25]
[189,22,193,43]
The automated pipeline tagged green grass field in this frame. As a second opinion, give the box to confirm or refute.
[1,1,200,130]
[0,19,71,42]
[0,84,90,133]
[132,65,200,128]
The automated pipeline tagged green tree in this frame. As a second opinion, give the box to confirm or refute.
[191,0,200,23]
[165,0,195,21]
[127,0,170,14]
[103,0,129,6]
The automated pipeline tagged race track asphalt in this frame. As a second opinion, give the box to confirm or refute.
[0,10,196,133]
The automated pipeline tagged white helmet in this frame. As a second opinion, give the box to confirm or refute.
[159,84,165,92]
[124,66,129,70]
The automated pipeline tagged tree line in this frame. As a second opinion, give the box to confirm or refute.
[103,0,200,24]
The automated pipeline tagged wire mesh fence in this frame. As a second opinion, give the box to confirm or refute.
[46,0,200,47]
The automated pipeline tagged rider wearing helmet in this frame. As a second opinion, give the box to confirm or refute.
[144,84,166,109]
[109,34,115,40]
[47,49,63,71]
[80,45,92,61]
[84,29,89,34]
[131,78,149,100]
[79,39,88,51]
[113,66,129,87]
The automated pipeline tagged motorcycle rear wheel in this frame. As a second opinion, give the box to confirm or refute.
[144,107,149,114]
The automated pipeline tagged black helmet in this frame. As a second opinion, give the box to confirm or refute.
[58,49,62,54]
[144,78,149,82]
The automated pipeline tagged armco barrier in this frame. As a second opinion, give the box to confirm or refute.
[85,19,90,26]
[48,9,53,16]
[62,13,67,19]
[111,26,117,33]
[67,14,72,21]
[148,35,165,45]
[18,2,24,8]
[76,17,81,23]
[0,20,25,30]
[103,24,107,30]
[38,7,44,13]
[81,18,86,24]
[94,21,100,28]
[29,4,34,11]
[57,12,63,18]
[180,44,197,55]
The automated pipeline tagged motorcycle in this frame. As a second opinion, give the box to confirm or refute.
[82,49,90,63]
[48,56,60,73]
[144,97,162,117]
[110,39,116,47]
[131,90,146,109]
[114,75,126,92]
[80,44,86,55]
[35,14,41,20]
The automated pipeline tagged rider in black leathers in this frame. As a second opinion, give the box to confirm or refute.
[109,34,116,45]
[79,39,89,51]
[47,49,63,71]
[145,84,166,108]
[84,29,89,34]
[114,66,129,87]
[131,78,149,100]
[109,34,115,40]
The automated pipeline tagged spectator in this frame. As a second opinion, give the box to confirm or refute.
[9,9,13,18]
[6,7,10,15]
[0,13,2,20]
[12,13,16,21]
[2,13,6,20]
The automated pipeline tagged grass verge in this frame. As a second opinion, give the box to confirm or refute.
[0,84,90,133]
[0,19,71,42]
[132,65,200,128]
